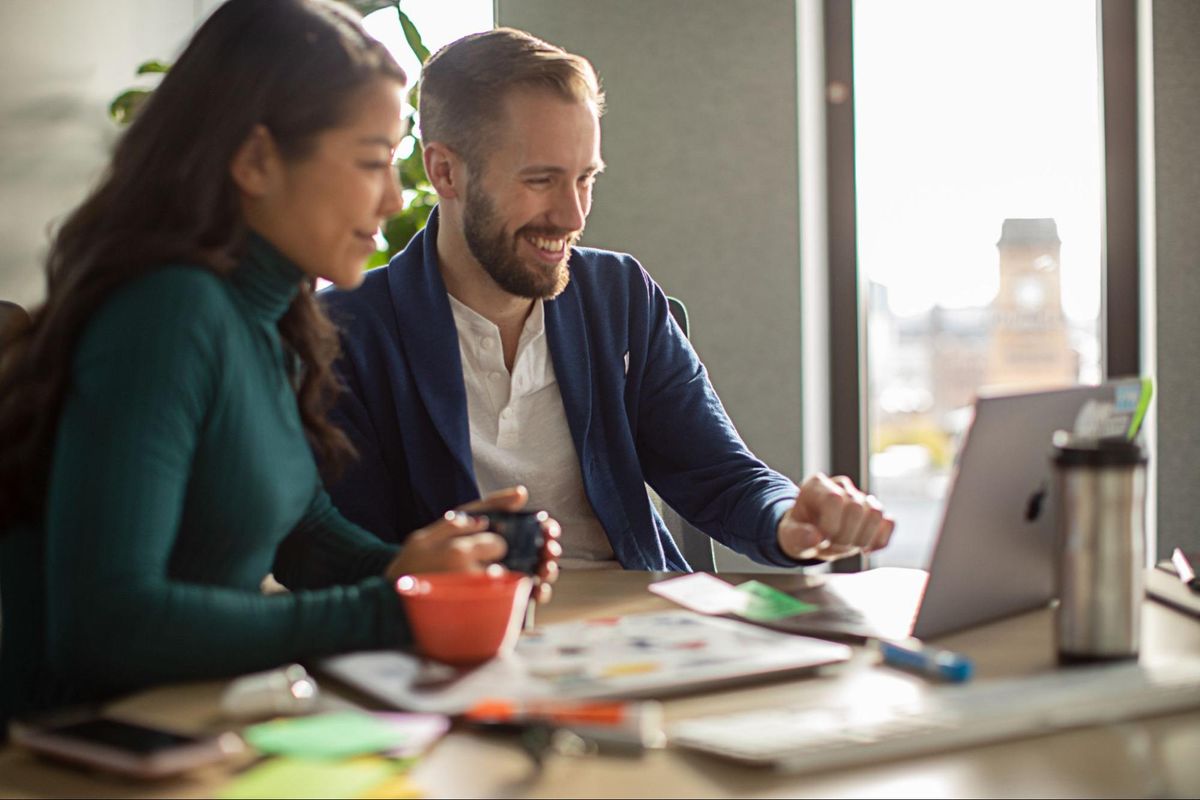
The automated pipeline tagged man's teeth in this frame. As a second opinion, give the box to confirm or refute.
[528,235,565,252]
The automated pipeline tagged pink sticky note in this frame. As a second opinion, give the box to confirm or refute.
[648,573,749,615]
[373,712,450,758]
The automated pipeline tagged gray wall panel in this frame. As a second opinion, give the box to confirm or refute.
[1152,0,1200,556]
[0,0,205,310]
[496,0,805,571]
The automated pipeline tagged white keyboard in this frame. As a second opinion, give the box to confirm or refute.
[668,658,1200,773]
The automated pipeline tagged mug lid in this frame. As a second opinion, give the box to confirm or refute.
[1051,430,1147,466]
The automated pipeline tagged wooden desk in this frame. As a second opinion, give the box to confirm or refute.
[3,570,1199,798]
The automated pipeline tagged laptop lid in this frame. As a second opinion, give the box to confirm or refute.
[910,378,1149,640]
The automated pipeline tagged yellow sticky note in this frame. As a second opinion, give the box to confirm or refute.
[358,772,424,799]
[219,757,396,800]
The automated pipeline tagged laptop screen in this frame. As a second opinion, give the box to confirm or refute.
[911,378,1150,639]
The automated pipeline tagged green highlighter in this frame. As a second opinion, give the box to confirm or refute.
[734,581,819,621]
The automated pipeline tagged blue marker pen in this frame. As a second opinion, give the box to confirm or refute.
[877,638,973,683]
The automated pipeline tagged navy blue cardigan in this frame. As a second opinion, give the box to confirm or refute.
[319,210,800,570]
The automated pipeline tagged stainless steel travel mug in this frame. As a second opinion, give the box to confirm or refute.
[1052,432,1147,662]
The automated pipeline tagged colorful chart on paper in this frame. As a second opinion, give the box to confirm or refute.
[513,610,851,698]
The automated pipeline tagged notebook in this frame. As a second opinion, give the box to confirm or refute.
[737,378,1151,642]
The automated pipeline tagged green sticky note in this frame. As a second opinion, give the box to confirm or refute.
[244,712,408,760]
[219,757,396,800]
[734,580,818,621]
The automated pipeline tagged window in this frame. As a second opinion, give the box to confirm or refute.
[828,0,1134,569]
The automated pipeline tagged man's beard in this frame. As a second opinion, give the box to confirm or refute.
[462,182,576,300]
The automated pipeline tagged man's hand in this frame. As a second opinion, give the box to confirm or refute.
[777,473,895,562]
[384,486,562,603]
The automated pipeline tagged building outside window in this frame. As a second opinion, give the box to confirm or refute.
[852,0,1105,569]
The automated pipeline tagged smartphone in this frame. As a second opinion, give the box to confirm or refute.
[11,714,243,779]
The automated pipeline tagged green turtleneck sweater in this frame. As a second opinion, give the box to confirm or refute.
[1,239,407,725]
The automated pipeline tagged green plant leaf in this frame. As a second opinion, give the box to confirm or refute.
[397,8,430,63]
[382,200,434,257]
[108,89,151,125]
[381,215,418,259]
[398,146,429,189]
[135,59,171,75]
[363,248,391,270]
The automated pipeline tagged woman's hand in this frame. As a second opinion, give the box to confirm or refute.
[383,511,504,581]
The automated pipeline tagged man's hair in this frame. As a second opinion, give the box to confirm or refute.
[418,27,605,173]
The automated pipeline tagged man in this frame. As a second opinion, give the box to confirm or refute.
[320,27,894,571]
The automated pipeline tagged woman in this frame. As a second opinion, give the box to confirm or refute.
[0,0,557,728]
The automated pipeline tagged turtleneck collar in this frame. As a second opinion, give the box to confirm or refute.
[231,233,306,323]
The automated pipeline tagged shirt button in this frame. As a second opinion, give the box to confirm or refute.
[501,407,514,419]
[480,338,493,349]
[489,372,502,382]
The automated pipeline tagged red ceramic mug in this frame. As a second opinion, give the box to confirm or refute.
[395,571,532,666]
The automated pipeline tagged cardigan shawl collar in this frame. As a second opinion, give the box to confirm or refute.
[382,209,600,533]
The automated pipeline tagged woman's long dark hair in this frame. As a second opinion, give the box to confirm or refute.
[0,0,406,526]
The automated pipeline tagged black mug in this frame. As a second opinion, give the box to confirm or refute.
[482,510,548,575]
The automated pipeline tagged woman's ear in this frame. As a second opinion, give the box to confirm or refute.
[422,141,464,200]
[230,124,280,197]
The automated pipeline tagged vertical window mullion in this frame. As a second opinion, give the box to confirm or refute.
[1101,0,1141,378]
[824,0,864,573]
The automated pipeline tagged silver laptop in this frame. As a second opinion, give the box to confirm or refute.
[651,378,1149,645]
[908,377,1149,639]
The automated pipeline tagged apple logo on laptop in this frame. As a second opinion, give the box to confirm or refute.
[1024,482,1047,522]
